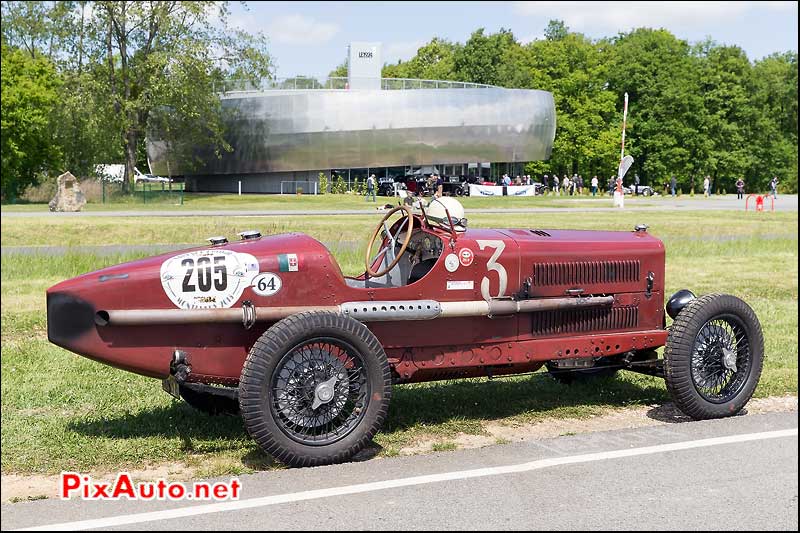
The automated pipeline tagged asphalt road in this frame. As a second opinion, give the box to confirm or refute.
[1,195,796,217]
[2,411,796,531]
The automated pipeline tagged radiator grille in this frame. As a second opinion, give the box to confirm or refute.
[531,305,639,336]
[532,260,640,286]
[530,230,551,237]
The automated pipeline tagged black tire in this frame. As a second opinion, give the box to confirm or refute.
[180,383,240,416]
[664,293,764,420]
[239,311,392,467]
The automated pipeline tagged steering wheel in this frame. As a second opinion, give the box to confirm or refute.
[365,205,414,278]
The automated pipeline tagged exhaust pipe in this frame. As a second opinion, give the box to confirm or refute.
[96,296,614,327]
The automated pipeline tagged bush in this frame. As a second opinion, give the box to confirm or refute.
[318,172,328,194]
[78,179,104,202]
[333,175,346,194]
[20,178,57,203]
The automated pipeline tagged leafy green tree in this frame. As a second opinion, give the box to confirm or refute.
[383,38,460,81]
[693,43,757,192]
[0,45,63,200]
[749,52,798,192]
[606,29,706,188]
[87,1,272,191]
[453,28,516,86]
[328,60,348,78]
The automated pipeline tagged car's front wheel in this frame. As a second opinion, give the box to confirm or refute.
[664,293,763,419]
[239,311,392,467]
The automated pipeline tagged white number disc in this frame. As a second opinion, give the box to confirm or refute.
[252,272,282,296]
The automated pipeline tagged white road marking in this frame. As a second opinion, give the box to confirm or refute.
[16,428,797,531]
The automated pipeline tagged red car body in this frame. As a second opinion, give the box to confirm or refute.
[47,220,666,385]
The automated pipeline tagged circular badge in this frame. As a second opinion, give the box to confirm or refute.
[251,272,282,296]
[458,248,474,267]
[160,250,259,309]
[444,253,459,273]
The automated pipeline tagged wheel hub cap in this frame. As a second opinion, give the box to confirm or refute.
[312,376,338,410]
[722,347,737,373]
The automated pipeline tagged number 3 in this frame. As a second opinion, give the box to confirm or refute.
[476,239,507,300]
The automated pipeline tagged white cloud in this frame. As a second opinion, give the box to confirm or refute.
[511,1,796,33]
[383,40,426,63]
[263,14,340,45]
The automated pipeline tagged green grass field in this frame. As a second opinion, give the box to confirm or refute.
[1,208,797,476]
[0,189,688,212]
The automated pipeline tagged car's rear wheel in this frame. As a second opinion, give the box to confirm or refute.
[239,311,392,467]
[664,293,763,419]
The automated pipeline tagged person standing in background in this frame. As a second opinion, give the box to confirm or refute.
[670,175,677,197]
[543,174,550,194]
[434,173,444,198]
[703,176,710,198]
[366,174,376,202]
[736,177,745,200]
[591,175,598,197]
[770,176,779,199]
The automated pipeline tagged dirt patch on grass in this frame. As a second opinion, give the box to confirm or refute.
[3,395,796,502]
[399,395,798,455]
[1,462,197,503]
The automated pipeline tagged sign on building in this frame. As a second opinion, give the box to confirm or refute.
[348,42,382,90]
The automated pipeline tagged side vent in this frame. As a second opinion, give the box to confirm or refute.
[533,260,640,286]
[531,306,639,336]
[530,230,551,237]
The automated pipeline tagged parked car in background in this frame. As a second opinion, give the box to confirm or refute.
[609,184,655,196]
[378,177,406,196]
[95,164,170,183]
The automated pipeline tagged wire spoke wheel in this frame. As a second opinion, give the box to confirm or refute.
[239,311,392,467]
[271,338,369,446]
[690,317,750,403]
[664,293,764,420]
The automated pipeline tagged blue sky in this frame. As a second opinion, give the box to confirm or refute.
[226,1,798,78]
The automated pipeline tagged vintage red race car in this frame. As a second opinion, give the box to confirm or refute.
[47,198,764,467]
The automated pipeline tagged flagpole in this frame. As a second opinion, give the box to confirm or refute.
[620,92,629,162]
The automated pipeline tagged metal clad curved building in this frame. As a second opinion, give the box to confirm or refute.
[147,43,556,193]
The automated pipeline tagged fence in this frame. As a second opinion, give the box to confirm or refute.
[101,180,185,205]
[216,77,499,94]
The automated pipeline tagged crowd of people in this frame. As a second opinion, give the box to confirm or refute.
[368,170,782,201]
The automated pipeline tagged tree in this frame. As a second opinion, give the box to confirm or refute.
[328,60,348,78]
[0,44,63,200]
[1,1,273,194]
[88,1,272,191]
[606,29,706,187]
[524,26,619,177]
[453,28,516,86]
[749,52,798,192]
[383,38,460,81]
